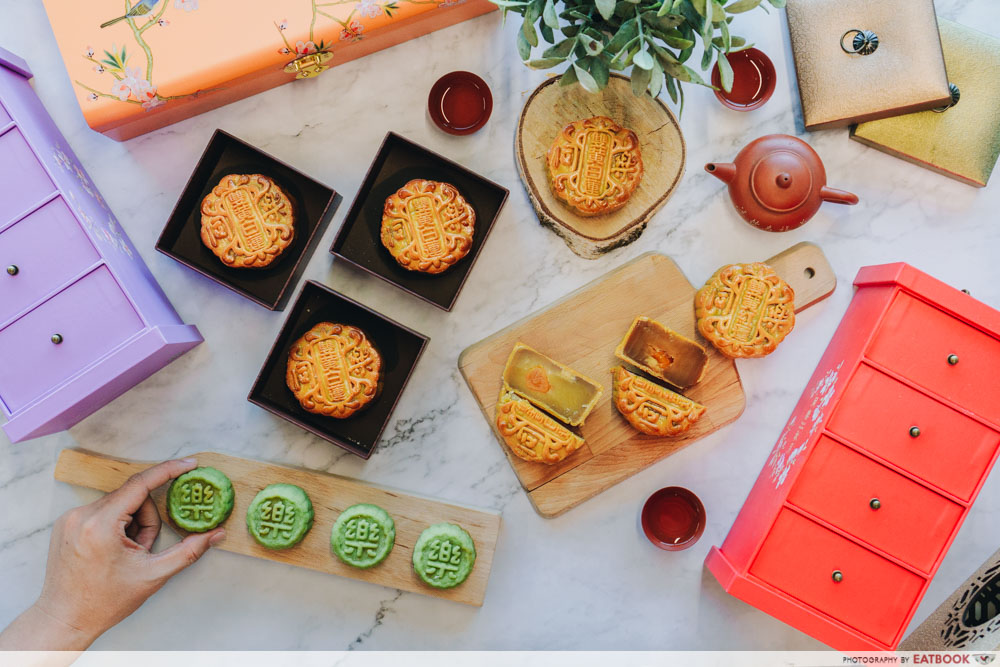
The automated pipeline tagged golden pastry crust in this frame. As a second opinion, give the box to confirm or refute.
[694,262,795,358]
[286,323,381,418]
[546,116,643,217]
[612,367,706,437]
[200,173,295,269]
[495,391,585,465]
[380,179,476,274]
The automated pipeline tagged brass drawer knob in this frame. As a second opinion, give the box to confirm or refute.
[947,354,960,365]
[832,570,844,583]
[870,498,881,510]
[6,265,17,276]
[909,426,921,438]
[50,334,63,344]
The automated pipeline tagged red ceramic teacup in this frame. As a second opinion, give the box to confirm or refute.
[711,47,776,112]
[641,486,706,551]
[427,71,493,136]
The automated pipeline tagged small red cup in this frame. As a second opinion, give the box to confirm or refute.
[427,71,493,136]
[711,47,776,112]
[641,486,706,551]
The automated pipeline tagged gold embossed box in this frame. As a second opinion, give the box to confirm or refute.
[851,20,1000,188]
[786,0,951,130]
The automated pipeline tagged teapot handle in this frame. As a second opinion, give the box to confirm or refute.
[820,186,859,206]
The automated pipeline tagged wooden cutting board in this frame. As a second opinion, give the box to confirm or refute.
[458,242,835,518]
[516,73,685,259]
[54,449,501,606]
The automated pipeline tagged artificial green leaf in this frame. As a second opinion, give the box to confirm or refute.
[596,0,616,21]
[767,0,785,7]
[631,63,652,95]
[606,18,638,53]
[527,57,566,68]
[543,37,577,57]
[691,0,706,17]
[579,33,604,55]
[490,0,529,7]
[522,18,539,47]
[543,0,560,28]
[665,73,679,103]
[720,18,730,50]
[517,29,532,59]
[591,54,611,87]
[710,0,725,22]
[560,65,579,86]
[575,63,600,92]
[682,64,709,85]
[640,10,684,30]
[540,22,555,42]
[716,51,733,92]
[562,24,581,37]
[648,57,664,96]
[701,45,713,69]
[713,34,745,48]
[633,48,654,70]
[724,0,761,13]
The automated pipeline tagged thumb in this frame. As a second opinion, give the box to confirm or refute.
[151,529,225,580]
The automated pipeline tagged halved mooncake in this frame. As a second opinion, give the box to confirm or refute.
[501,342,603,427]
[495,391,586,465]
[612,366,706,437]
[615,316,709,390]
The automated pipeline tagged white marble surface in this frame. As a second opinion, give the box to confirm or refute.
[1,0,999,651]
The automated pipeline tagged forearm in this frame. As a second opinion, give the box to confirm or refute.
[0,603,97,652]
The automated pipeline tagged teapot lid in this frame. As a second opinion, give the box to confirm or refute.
[750,150,813,213]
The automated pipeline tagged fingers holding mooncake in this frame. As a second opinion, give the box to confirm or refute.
[200,173,295,269]
[380,179,476,274]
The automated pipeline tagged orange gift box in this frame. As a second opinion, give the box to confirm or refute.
[42,0,496,141]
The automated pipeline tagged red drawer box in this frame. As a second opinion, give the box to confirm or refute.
[707,263,1000,651]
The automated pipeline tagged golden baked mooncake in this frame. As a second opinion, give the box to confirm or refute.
[546,116,643,217]
[615,316,709,390]
[380,179,476,274]
[695,262,795,359]
[501,343,603,427]
[286,323,381,419]
[495,391,585,465]
[200,173,295,269]
[612,367,706,437]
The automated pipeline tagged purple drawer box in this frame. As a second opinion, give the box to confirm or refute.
[0,47,202,443]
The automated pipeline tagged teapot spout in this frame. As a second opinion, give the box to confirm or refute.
[820,186,859,206]
[705,162,737,185]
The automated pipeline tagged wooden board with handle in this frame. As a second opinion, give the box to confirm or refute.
[458,242,835,518]
[54,449,501,606]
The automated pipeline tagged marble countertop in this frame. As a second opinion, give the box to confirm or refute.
[2,0,999,651]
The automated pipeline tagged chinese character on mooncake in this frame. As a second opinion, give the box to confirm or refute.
[331,503,396,569]
[694,262,795,358]
[246,483,314,550]
[614,316,709,390]
[495,391,586,465]
[380,179,476,274]
[166,467,235,533]
[200,173,295,269]
[546,116,643,217]
[612,367,706,437]
[285,322,382,419]
[412,523,477,589]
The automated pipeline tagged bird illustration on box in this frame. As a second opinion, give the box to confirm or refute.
[100,0,161,28]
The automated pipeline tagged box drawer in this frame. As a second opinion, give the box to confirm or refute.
[868,291,1000,426]
[0,197,99,323]
[0,127,56,226]
[0,266,143,413]
[750,509,926,646]
[828,365,999,500]
[788,436,964,572]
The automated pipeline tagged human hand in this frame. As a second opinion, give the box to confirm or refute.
[0,458,225,651]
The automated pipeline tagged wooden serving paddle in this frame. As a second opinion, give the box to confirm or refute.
[459,242,835,518]
[54,449,501,606]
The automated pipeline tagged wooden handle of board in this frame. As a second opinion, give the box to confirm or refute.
[765,242,837,312]
[54,449,152,492]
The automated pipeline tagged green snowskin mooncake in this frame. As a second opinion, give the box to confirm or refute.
[246,483,314,550]
[331,503,396,569]
[412,523,477,589]
[167,467,235,533]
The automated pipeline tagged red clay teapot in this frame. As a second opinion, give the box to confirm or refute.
[706,134,859,232]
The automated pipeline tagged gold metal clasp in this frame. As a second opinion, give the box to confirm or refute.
[284,52,334,80]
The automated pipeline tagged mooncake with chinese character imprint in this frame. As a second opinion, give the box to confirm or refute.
[495,391,586,465]
[412,523,477,589]
[246,483,314,550]
[546,116,643,217]
[380,179,476,274]
[166,467,235,533]
[331,503,396,569]
[501,342,603,426]
[200,173,295,269]
[286,322,382,418]
[695,262,795,358]
[615,316,709,390]
[612,366,706,437]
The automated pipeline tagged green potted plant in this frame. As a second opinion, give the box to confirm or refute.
[493,0,783,109]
